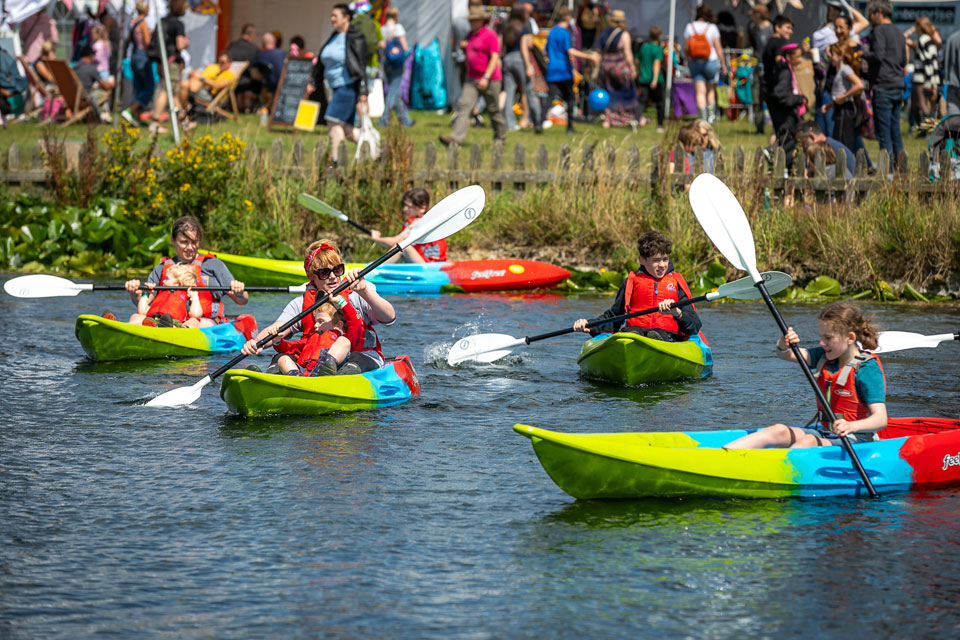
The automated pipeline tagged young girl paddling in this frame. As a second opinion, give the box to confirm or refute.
[241,239,396,375]
[724,301,886,449]
[369,189,447,264]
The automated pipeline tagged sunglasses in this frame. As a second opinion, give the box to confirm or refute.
[313,264,345,279]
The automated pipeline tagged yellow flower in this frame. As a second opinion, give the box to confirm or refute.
[244,200,253,208]
[181,183,191,191]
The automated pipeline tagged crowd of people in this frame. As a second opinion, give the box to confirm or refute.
[4,0,960,179]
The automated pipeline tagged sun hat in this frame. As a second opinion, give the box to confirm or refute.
[467,6,490,21]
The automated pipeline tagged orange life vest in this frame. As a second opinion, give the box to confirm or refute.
[302,288,384,361]
[623,270,694,336]
[814,353,886,427]
[157,254,222,320]
[146,289,190,322]
[405,216,447,262]
[275,329,345,369]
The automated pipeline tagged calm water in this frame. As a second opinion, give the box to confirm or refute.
[2,277,959,638]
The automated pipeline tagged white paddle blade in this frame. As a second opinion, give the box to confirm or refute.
[447,333,526,365]
[144,376,212,407]
[713,271,793,301]
[689,174,760,279]
[874,331,958,354]
[298,194,348,221]
[3,274,90,298]
[403,185,485,247]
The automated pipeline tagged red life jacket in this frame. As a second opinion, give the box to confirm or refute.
[146,289,190,322]
[276,329,345,369]
[405,216,447,262]
[623,270,694,336]
[302,288,384,361]
[157,254,222,320]
[814,353,887,427]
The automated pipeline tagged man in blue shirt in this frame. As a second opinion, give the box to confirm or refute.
[543,7,599,133]
[796,120,857,178]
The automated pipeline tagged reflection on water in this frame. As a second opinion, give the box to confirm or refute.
[2,273,960,638]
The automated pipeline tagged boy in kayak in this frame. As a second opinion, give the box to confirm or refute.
[265,301,352,376]
[724,301,886,449]
[129,264,203,328]
[572,231,702,341]
[369,188,447,264]
[241,239,396,374]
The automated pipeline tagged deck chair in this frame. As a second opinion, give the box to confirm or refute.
[17,56,54,120]
[46,59,109,126]
[193,61,247,122]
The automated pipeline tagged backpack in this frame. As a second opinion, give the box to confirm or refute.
[0,48,28,95]
[385,37,406,68]
[687,23,711,60]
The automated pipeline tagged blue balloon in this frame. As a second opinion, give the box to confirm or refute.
[588,88,610,111]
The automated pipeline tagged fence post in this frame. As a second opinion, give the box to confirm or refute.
[271,138,283,169]
[649,145,661,198]
[513,143,526,192]
[424,141,437,191]
[7,143,19,174]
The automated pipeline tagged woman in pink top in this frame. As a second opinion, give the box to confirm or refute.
[439,6,506,146]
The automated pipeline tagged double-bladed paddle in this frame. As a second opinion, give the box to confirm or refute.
[873,330,959,354]
[446,271,793,366]
[144,184,486,408]
[298,193,373,236]
[689,173,878,498]
[3,274,308,298]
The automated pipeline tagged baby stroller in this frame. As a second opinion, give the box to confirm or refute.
[927,114,960,180]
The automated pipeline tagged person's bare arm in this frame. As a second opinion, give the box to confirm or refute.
[520,33,534,76]
[621,32,636,76]
[477,51,500,90]
[651,57,661,88]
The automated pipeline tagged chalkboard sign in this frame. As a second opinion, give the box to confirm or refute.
[268,55,314,130]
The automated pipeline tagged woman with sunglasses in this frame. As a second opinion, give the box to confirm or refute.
[241,239,396,375]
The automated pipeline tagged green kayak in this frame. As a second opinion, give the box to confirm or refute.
[75,314,258,361]
[577,332,713,385]
[219,356,421,417]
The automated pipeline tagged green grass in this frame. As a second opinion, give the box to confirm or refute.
[0,110,931,171]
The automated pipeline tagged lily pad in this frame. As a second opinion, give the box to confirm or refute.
[804,275,841,297]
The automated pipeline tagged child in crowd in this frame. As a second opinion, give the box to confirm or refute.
[369,188,446,263]
[768,42,807,171]
[267,301,352,376]
[724,301,886,449]
[242,239,396,374]
[130,264,202,327]
[572,231,702,342]
[90,25,115,91]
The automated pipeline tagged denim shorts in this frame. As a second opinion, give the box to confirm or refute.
[325,82,359,126]
[688,58,719,83]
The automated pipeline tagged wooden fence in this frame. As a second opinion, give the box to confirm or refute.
[2,137,958,200]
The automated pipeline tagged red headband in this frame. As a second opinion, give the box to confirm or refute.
[304,243,336,276]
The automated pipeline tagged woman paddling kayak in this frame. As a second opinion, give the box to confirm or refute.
[114,216,248,327]
[240,239,396,375]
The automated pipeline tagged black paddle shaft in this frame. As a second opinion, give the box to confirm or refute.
[347,219,374,236]
[754,280,879,498]
[526,294,707,344]
[203,244,403,382]
[93,285,299,292]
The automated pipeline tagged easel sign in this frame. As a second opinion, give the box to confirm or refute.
[293,100,321,132]
[268,55,314,130]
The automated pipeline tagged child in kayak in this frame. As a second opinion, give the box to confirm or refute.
[265,301,352,376]
[724,301,886,449]
[241,239,396,374]
[369,188,447,263]
[120,215,248,327]
[129,264,203,327]
[572,231,702,341]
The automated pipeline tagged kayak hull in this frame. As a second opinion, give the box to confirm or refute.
[74,314,258,361]
[513,417,960,500]
[207,250,570,294]
[219,355,421,417]
[577,332,713,385]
